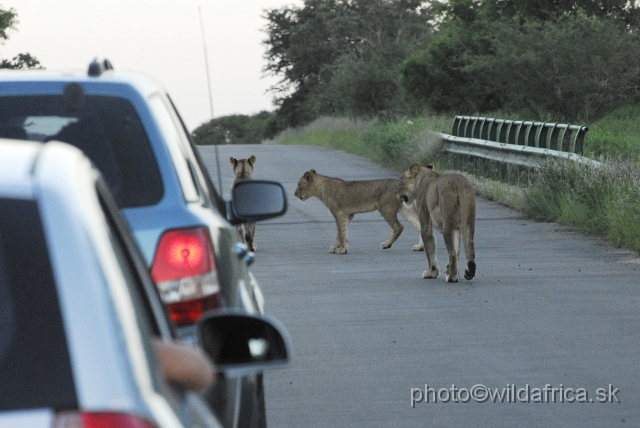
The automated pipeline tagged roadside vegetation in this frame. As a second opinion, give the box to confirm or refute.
[193,0,640,254]
[266,112,640,253]
[0,7,42,69]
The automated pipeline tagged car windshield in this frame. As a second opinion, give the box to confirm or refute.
[0,95,163,208]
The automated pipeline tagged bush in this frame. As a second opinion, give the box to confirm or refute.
[524,158,640,251]
[192,111,275,145]
[468,14,640,123]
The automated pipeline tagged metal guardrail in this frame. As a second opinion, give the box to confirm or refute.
[440,116,600,176]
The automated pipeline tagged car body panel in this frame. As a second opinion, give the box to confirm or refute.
[0,409,53,428]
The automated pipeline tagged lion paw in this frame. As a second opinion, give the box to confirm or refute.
[445,272,459,282]
[412,244,424,251]
[380,241,392,249]
[464,261,476,280]
[330,244,348,254]
[422,266,439,278]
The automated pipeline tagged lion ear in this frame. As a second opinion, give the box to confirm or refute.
[409,162,422,176]
[230,157,236,165]
[426,163,434,170]
[309,169,316,174]
[303,171,313,181]
[249,155,256,165]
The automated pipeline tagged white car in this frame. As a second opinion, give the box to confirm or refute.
[0,140,289,428]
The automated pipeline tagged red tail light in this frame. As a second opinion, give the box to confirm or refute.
[55,411,158,428]
[151,227,222,325]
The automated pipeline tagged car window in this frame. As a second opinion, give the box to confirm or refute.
[0,198,77,411]
[148,94,200,203]
[0,95,164,208]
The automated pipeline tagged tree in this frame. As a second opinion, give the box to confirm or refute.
[0,7,42,69]
[1,53,42,69]
[467,13,640,123]
[401,0,640,118]
[263,0,432,125]
[400,18,500,114]
[432,0,640,26]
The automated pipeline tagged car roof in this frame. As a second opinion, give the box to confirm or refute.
[0,140,41,199]
[0,68,165,99]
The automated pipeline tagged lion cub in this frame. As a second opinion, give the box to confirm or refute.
[294,169,423,254]
[230,155,257,251]
[395,163,476,282]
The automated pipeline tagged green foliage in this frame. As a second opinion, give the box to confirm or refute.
[0,7,42,69]
[0,7,17,40]
[192,111,275,145]
[434,0,640,25]
[466,14,640,123]
[268,115,450,172]
[524,158,640,251]
[400,21,499,114]
[0,53,42,69]
[584,103,640,159]
[263,0,432,127]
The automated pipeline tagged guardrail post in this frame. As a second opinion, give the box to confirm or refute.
[538,123,551,149]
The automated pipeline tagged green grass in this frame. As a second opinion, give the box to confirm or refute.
[585,104,640,159]
[266,115,452,172]
[524,159,640,251]
[267,117,376,157]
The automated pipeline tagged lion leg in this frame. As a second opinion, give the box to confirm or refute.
[421,223,439,279]
[330,213,349,254]
[380,210,404,249]
[443,229,461,283]
[245,222,256,252]
[398,201,423,251]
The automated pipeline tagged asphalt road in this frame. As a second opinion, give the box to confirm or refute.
[200,144,640,427]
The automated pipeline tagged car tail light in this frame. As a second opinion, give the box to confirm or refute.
[54,411,158,428]
[151,227,223,325]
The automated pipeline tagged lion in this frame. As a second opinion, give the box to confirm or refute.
[395,162,476,282]
[230,155,257,251]
[294,169,423,254]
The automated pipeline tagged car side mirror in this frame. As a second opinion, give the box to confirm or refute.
[226,180,287,225]
[198,311,291,376]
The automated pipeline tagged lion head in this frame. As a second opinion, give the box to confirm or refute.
[395,162,435,204]
[294,169,317,201]
[230,155,256,180]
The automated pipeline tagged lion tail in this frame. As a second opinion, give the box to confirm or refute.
[458,180,476,279]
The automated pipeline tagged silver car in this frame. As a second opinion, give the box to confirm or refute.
[0,140,290,428]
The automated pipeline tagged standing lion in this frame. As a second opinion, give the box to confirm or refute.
[230,155,257,251]
[395,162,476,282]
[294,169,423,254]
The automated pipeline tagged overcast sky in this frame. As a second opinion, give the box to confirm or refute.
[2,0,301,131]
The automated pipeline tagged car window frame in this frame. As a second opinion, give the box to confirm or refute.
[166,95,227,215]
[147,93,200,204]
[95,178,177,341]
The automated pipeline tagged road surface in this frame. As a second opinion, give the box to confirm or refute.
[200,144,639,427]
